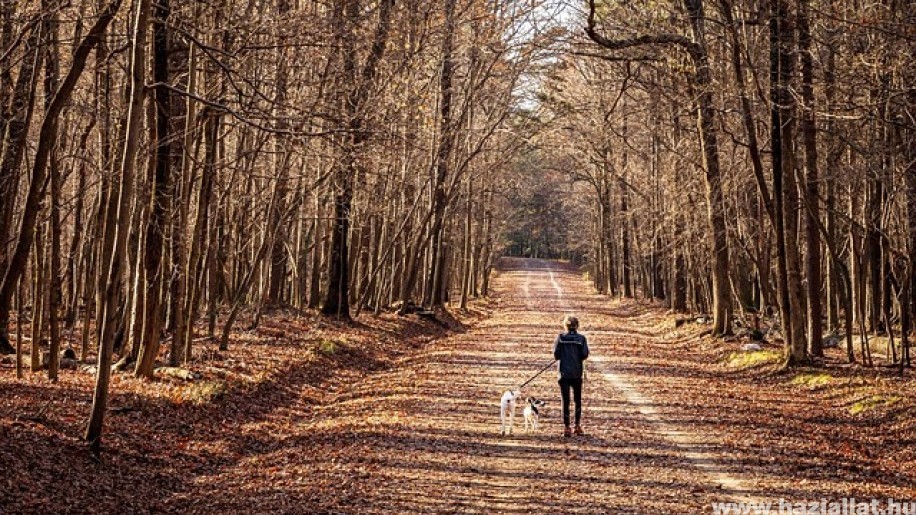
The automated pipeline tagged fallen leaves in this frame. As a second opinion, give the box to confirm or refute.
[0,307,468,513]
[2,259,914,513]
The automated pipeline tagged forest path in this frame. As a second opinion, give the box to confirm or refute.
[160,257,914,514]
[271,257,770,513]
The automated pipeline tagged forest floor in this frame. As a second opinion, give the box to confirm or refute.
[2,258,914,514]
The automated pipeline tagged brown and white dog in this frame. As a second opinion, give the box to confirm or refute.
[523,397,546,432]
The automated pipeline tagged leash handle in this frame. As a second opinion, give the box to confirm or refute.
[518,359,558,390]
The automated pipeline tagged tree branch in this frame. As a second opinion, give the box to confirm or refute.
[585,0,701,59]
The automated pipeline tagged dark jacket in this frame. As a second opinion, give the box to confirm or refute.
[553,330,589,380]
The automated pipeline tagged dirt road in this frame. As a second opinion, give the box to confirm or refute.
[275,259,782,513]
[173,258,913,514]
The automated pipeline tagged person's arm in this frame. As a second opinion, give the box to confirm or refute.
[581,335,589,361]
[553,334,561,360]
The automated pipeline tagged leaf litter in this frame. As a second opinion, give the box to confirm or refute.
[2,258,913,513]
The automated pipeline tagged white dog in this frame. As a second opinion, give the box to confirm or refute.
[523,397,546,432]
[499,389,521,435]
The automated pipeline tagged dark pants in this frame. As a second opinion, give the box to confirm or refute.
[558,377,583,426]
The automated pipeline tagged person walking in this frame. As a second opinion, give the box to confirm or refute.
[554,315,589,437]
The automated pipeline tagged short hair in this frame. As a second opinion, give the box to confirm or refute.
[564,315,579,331]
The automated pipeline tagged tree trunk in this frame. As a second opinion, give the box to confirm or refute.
[771,0,807,365]
[180,108,217,360]
[459,185,473,309]
[673,227,688,312]
[307,193,323,309]
[44,6,62,380]
[0,1,13,141]
[684,0,733,336]
[66,123,94,329]
[86,0,143,456]
[797,0,822,357]
[90,15,115,362]
[905,89,915,366]
[620,175,632,298]
[824,39,840,333]
[323,0,395,318]
[480,198,494,297]
[267,0,291,306]
[30,226,44,373]
[15,277,23,377]
[135,0,172,378]
[425,0,458,309]
[604,185,617,296]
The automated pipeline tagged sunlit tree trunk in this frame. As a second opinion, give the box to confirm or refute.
[684,0,733,336]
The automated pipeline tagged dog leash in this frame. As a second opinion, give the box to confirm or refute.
[517,359,558,390]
